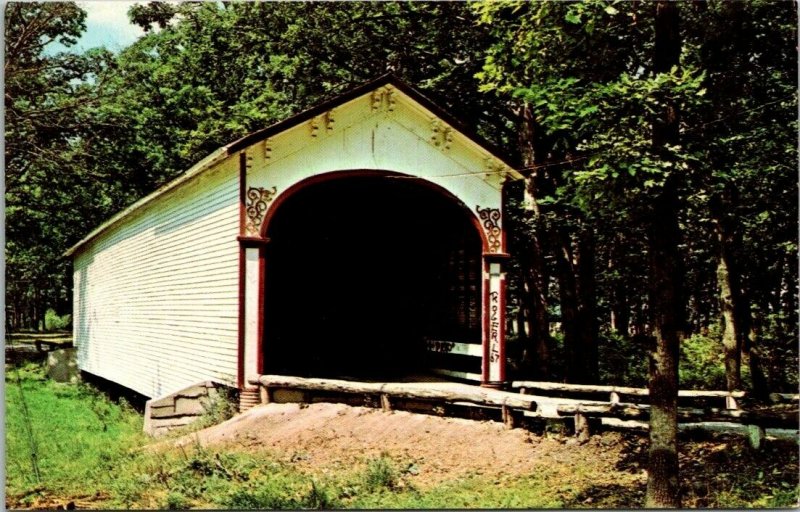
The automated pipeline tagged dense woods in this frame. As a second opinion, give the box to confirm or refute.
[7,0,797,391]
[5,1,798,503]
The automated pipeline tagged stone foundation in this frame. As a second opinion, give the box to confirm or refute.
[143,381,227,436]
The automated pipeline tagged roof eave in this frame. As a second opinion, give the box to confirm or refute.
[63,146,230,257]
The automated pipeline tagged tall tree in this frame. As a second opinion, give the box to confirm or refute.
[645,2,682,506]
[95,1,513,194]
[5,2,112,330]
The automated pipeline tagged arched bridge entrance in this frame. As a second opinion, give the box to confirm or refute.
[262,173,482,379]
[234,76,521,392]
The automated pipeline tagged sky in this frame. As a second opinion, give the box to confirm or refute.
[50,1,148,54]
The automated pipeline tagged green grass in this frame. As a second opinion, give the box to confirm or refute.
[6,362,799,509]
[6,362,146,505]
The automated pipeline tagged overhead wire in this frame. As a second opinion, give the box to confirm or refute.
[378,93,795,180]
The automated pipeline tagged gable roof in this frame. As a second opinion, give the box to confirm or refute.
[226,73,513,165]
[64,74,519,257]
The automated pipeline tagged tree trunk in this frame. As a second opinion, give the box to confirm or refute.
[521,249,551,378]
[576,229,599,382]
[609,234,630,335]
[712,190,743,392]
[743,309,770,400]
[645,178,683,509]
[556,230,581,382]
[716,245,741,391]
[646,1,682,508]
[557,227,598,384]
[517,102,553,379]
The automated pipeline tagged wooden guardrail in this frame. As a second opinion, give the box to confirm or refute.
[511,381,797,445]
[512,380,746,409]
[253,375,538,411]
[247,375,798,446]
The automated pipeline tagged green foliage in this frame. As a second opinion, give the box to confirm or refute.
[765,485,800,508]
[680,326,727,390]
[597,331,649,387]
[757,313,800,393]
[164,491,189,510]
[43,309,71,331]
[5,2,116,331]
[193,386,238,430]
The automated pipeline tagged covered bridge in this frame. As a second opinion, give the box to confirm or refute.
[65,75,522,419]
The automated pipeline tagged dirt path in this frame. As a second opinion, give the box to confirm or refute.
[167,402,641,488]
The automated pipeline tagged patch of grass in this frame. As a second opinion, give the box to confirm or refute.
[348,473,567,509]
[6,362,145,503]
[222,477,338,510]
[44,308,72,331]
[164,491,190,510]
[362,454,399,492]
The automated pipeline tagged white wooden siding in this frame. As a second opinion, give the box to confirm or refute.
[72,157,240,398]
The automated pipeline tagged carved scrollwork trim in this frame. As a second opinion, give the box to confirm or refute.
[245,186,278,236]
[476,205,502,253]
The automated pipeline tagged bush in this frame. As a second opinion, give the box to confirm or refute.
[44,308,71,331]
[597,330,649,387]
[680,326,727,390]
[164,491,189,510]
[198,386,239,428]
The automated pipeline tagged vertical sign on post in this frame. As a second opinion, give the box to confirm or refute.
[488,261,504,383]
[244,247,260,382]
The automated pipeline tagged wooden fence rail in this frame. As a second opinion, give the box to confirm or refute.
[512,380,747,409]
[247,375,798,447]
[253,375,538,411]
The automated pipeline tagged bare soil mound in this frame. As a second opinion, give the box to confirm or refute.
[168,402,639,489]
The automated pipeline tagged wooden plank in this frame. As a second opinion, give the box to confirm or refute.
[430,368,483,382]
[770,393,800,403]
[424,339,482,358]
[72,159,241,400]
[255,375,537,410]
[556,403,799,429]
[512,381,746,399]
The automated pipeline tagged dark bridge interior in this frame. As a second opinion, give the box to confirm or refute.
[262,174,482,379]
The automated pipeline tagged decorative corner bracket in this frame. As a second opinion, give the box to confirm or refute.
[430,119,453,150]
[309,117,320,138]
[484,156,506,178]
[263,138,273,160]
[244,186,278,236]
[309,110,336,138]
[370,86,397,113]
[476,205,502,253]
[323,109,336,133]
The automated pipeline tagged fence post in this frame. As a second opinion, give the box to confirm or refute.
[747,424,765,450]
[574,412,591,442]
